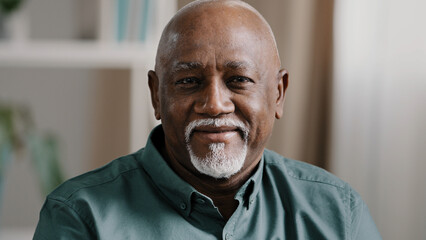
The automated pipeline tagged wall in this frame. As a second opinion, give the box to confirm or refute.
[331,0,426,238]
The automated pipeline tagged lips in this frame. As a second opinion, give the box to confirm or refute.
[194,125,238,133]
[184,118,249,144]
[191,126,241,143]
[192,129,239,143]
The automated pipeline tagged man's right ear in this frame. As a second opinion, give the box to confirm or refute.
[148,70,161,120]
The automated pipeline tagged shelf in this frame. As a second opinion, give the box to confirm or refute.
[0,41,156,69]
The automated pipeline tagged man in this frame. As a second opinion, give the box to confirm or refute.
[34,0,381,239]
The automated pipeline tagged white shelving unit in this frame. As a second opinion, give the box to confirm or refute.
[0,41,157,151]
[0,0,177,151]
[0,41,154,68]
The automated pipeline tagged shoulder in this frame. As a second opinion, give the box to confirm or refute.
[263,148,346,189]
[47,149,145,203]
[262,149,355,216]
[262,149,380,238]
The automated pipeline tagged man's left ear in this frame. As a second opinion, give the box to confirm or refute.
[275,69,289,119]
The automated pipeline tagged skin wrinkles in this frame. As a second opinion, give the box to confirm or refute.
[148,0,289,220]
[171,60,259,79]
[171,62,204,75]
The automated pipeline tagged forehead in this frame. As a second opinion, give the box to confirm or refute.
[163,21,267,72]
[171,3,266,45]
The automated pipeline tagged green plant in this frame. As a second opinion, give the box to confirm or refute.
[0,0,24,15]
[0,102,64,200]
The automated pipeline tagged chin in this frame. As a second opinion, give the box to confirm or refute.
[187,142,248,179]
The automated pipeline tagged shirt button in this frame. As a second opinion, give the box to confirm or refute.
[249,199,254,205]
[225,233,232,240]
[180,203,186,210]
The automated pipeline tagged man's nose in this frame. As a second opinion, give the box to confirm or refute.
[194,80,235,116]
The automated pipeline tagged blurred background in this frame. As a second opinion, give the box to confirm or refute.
[0,0,425,239]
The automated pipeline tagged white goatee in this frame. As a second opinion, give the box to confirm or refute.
[185,118,249,179]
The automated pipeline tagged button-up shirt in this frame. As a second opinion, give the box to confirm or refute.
[34,125,381,239]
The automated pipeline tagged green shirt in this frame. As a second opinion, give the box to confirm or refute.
[34,126,381,239]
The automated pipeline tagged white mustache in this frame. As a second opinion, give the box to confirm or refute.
[185,118,249,143]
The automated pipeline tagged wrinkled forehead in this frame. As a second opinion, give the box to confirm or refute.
[158,28,267,79]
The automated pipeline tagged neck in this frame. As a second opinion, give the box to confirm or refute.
[161,144,261,220]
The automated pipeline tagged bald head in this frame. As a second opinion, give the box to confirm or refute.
[155,0,281,74]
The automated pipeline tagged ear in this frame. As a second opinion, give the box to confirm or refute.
[148,70,161,120]
[275,69,289,119]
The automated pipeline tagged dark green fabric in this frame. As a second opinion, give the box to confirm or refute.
[34,125,381,239]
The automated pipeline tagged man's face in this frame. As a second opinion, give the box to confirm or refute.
[150,8,285,179]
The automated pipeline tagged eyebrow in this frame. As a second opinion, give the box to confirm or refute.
[171,61,204,74]
[170,60,258,75]
[224,60,255,71]
[224,60,260,77]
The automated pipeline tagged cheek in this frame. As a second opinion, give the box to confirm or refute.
[165,100,177,114]
[239,93,276,144]
[160,93,193,130]
[241,90,276,123]
[160,88,181,117]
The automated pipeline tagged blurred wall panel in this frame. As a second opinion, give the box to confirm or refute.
[332,0,426,239]
[90,70,131,169]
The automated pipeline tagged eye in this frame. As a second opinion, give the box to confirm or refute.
[175,77,200,86]
[226,76,254,87]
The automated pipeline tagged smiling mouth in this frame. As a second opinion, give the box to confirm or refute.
[190,125,246,143]
[184,119,249,144]
[192,129,240,143]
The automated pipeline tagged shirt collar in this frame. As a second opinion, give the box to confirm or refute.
[234,154,264,209]
[137,125,264,215]
[137,125,196,217]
